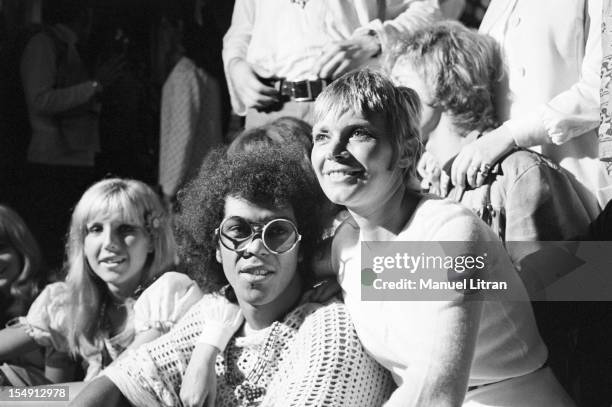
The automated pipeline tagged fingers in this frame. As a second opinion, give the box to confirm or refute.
[429,168,442,196]
[475,170,486,188]
[313,43,340,78]
[314,42,358,79]
[466,163,479,189]
[440,171,451,197]
[316,51,344,80]
[330,59,351,80]
[416,154,429,179]
[451,153,469,189]
[417,152,443,194]
[243,80,279,110]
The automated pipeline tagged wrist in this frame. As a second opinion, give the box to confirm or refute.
[364,29,382,58]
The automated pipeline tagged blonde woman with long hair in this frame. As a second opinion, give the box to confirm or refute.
[0,178,202,384]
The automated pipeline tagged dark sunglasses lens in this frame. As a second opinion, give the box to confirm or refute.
[263,219,298,253]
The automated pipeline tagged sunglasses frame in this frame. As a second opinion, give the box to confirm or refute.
[215,216,302,255]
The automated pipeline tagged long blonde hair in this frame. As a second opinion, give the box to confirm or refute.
[0,205,43,322]
[64,178,176,357]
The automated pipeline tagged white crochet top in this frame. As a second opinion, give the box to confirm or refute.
[103,297,393,407]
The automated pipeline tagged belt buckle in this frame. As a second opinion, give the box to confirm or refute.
[291,80,313,102]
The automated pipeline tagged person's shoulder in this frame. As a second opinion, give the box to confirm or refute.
[288,300,350,331]
[174,57,197,74]
[37,281,71,301]
[499,149,562,178]
[413,195,475,223]
[23,28,55,53]
[407,196,495,241]
[146,271,198,292]
[332,214,359,246]
[498,149,583,198]
[137,271,199,303]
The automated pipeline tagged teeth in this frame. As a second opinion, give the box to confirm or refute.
[325,171,361,181]
[327,169,358,175]
[101,259,124,264]
[243,268,270,276]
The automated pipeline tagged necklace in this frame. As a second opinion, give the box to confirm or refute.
[290,0,308,8]
[225,322,282,407]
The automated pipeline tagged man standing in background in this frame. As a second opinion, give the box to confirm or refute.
[223,0,458,128]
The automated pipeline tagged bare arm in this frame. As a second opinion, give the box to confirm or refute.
[70,376,130,407]
[128,329,162,350]
[0,325,38,361]
[45,349,79,383]
[384,301,482,406]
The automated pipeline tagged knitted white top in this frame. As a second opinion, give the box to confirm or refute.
[103,296,394,407]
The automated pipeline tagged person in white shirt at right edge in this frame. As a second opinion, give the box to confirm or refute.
[450,0,612,215]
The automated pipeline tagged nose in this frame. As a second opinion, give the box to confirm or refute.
[325,136,349,161]
[102,229,120,250]
[241,233,269,258]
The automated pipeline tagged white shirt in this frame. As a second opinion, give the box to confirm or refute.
[331,199,574,405]
[223,0,443,115]
[480,0,612,208]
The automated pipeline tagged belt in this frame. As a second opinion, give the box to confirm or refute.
[276,79,330,102]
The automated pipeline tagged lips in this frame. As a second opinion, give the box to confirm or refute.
[323,167,364,182]
[98,256,126,267]
[239,264,274,283]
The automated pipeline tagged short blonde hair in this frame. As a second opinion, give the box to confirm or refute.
[313,68,423,185]
[389,21,503,135]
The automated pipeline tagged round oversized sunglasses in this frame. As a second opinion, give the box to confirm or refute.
[216,216,302,254]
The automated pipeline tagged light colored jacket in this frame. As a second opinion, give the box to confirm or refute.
[480,0,612,210]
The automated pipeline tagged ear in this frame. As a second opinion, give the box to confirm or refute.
[215,245,222,264]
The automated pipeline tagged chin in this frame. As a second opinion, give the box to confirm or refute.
[239,289,272,306]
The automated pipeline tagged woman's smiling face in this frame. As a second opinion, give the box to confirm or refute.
[84,212,151,296]
[311,109,401,211]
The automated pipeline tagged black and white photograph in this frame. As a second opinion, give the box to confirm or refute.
[0,0,611,406]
